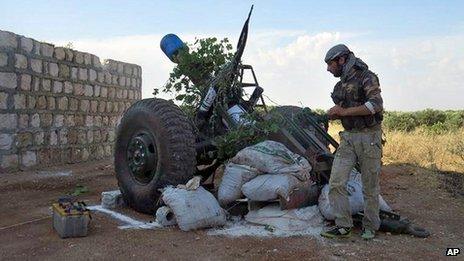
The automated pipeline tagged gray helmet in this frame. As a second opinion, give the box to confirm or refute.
[324,44,351,63]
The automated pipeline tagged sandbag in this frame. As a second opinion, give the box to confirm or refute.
[245,204,324,231]
[155,206,177,227]
[242,174,302,201]
[162,186,226,231]
[318,171,392,220]
[230,140,311,181]
[218,163,259,206]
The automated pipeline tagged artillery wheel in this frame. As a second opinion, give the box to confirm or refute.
[114,98,196,214]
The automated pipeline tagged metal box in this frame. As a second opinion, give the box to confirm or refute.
[52,203,90,238]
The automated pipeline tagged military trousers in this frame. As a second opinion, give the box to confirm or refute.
[329,127,383,230]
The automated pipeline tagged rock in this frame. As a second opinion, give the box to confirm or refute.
[13,94,26,109]
[84,85,93,96]
[78,68,87,80]
[1,154,18,169]
[0,114,17,130]
[0,52,8,66]
[53,81,63,93]
[41,79,51,92]
[30,113,40,128]
[54,47,66,60]
[14,54,27,69]
[101,190,125,209]
[0,92,7,109]
[54,115,64,128]
[21,151,37,167]
[20,37,33,53]
[31,59,42,73]
[0,72,17,89]
[19,74,31,90]
[0,31,17,48]
[49,63,59,77]
[0,134,14,150]
[40,43,54,57]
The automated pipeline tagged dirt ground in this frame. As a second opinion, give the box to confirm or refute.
[0,160,463,261]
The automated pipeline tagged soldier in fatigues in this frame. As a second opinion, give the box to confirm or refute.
[320,44,384,240]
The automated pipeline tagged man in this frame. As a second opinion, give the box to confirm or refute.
[320,44,384,240]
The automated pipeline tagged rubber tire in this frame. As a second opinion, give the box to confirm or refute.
[114,98,196,214]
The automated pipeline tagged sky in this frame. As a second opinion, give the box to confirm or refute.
[1,0,463,111]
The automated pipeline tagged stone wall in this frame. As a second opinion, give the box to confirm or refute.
[0,30,142,172]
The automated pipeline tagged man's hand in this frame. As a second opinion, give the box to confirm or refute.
[327,105,346,119]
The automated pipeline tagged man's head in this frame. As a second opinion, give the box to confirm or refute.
[325,44,352,77]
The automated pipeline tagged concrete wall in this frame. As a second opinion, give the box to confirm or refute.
[0,30,142,172]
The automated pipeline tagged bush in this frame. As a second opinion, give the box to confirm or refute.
[383,109,464,132]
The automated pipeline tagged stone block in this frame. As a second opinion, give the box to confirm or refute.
[49,63,59,77]
[117,63,123,74]
[104,72,111,84]
[108,88,115,99]
[112,102,119,113]
[112,75,118,85]
[54,114,64,128]
[73,83,84,95]
[40,113,53,128]
[123,64,132,75]
[71,67,78,79]
[0,114,17,130]
[41,43,54,57]
[80,100,89,112]
[47,96,55,110]
[97,72,104,83]
[128,90,134,100]
[18,114,29,129]
[30,113,40,128]
[102,116,108,126]
[54,47,66,60]
[59,64,70,78]
[0,31,17,49]
[94,116,102,127]
[57,97,68,110]
[69,98,78,111]
[106,102,113,113]
[74,115,84,126]
[50,148,63,163]
[31,76,39,91]
[20,74,32,90]
[17,132,33,148]
[53,81,63,93]
[1,154,18,169]
[27,95,36,109]
[41,79,51,92]
[0,133,14,150]
[34,132,45,146]
[0,92,7,109]
[118,76,126,87]
[93,85,101,97]
[32,41,41,55]
[90,100,98,113]
[0,72,17,89]
[85,116,93,127]
[68,147,83,163]
[92,55,102,68]
[100,87,107,98]
[65,115,75,127]
[64,81,73,94]
[84,85,93,96]
[37,148,50,164]
[123,89,128,99]
[21,151,37,168]
[77,130,86,144]
[82,148,90,161]
[83,53,91,65]
[14,53,27,69]
[89,69,97,81]
[0,52,8,66]
[67,129,78,144]
[65,48,74,61]
[78,68,88,80]
[36,96,47,110]
[49,130,58,146]
[98,101,106,113]
[87,130,94,143]
[13,94,26,109]
[74,52,84,64]
[93,130,101,143]
[59,129,67,145]
[20,37,33,53]
[31,59,42,73]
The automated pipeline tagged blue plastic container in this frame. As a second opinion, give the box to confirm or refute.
[160,34,185,62]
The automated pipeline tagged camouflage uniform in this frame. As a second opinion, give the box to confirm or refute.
[329,63,384,231]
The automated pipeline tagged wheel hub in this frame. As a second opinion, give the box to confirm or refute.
[127,132,158,184]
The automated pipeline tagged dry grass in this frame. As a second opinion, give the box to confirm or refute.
[327,123,464,173]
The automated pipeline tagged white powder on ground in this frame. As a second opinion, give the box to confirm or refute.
[88,205,162,230]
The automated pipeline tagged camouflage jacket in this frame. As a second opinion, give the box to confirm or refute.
[331,68,384,131]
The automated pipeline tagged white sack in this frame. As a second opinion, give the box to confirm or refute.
[155,206,177,227]
[318,171,392,220]
[101,190,124,209]
[245,204,324,231]
[162,186,226,231]
[218,163,259,206]
[231,140,311,181]
[241,174,302,201]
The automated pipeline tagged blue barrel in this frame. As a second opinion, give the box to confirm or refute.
[160,34,185,62]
